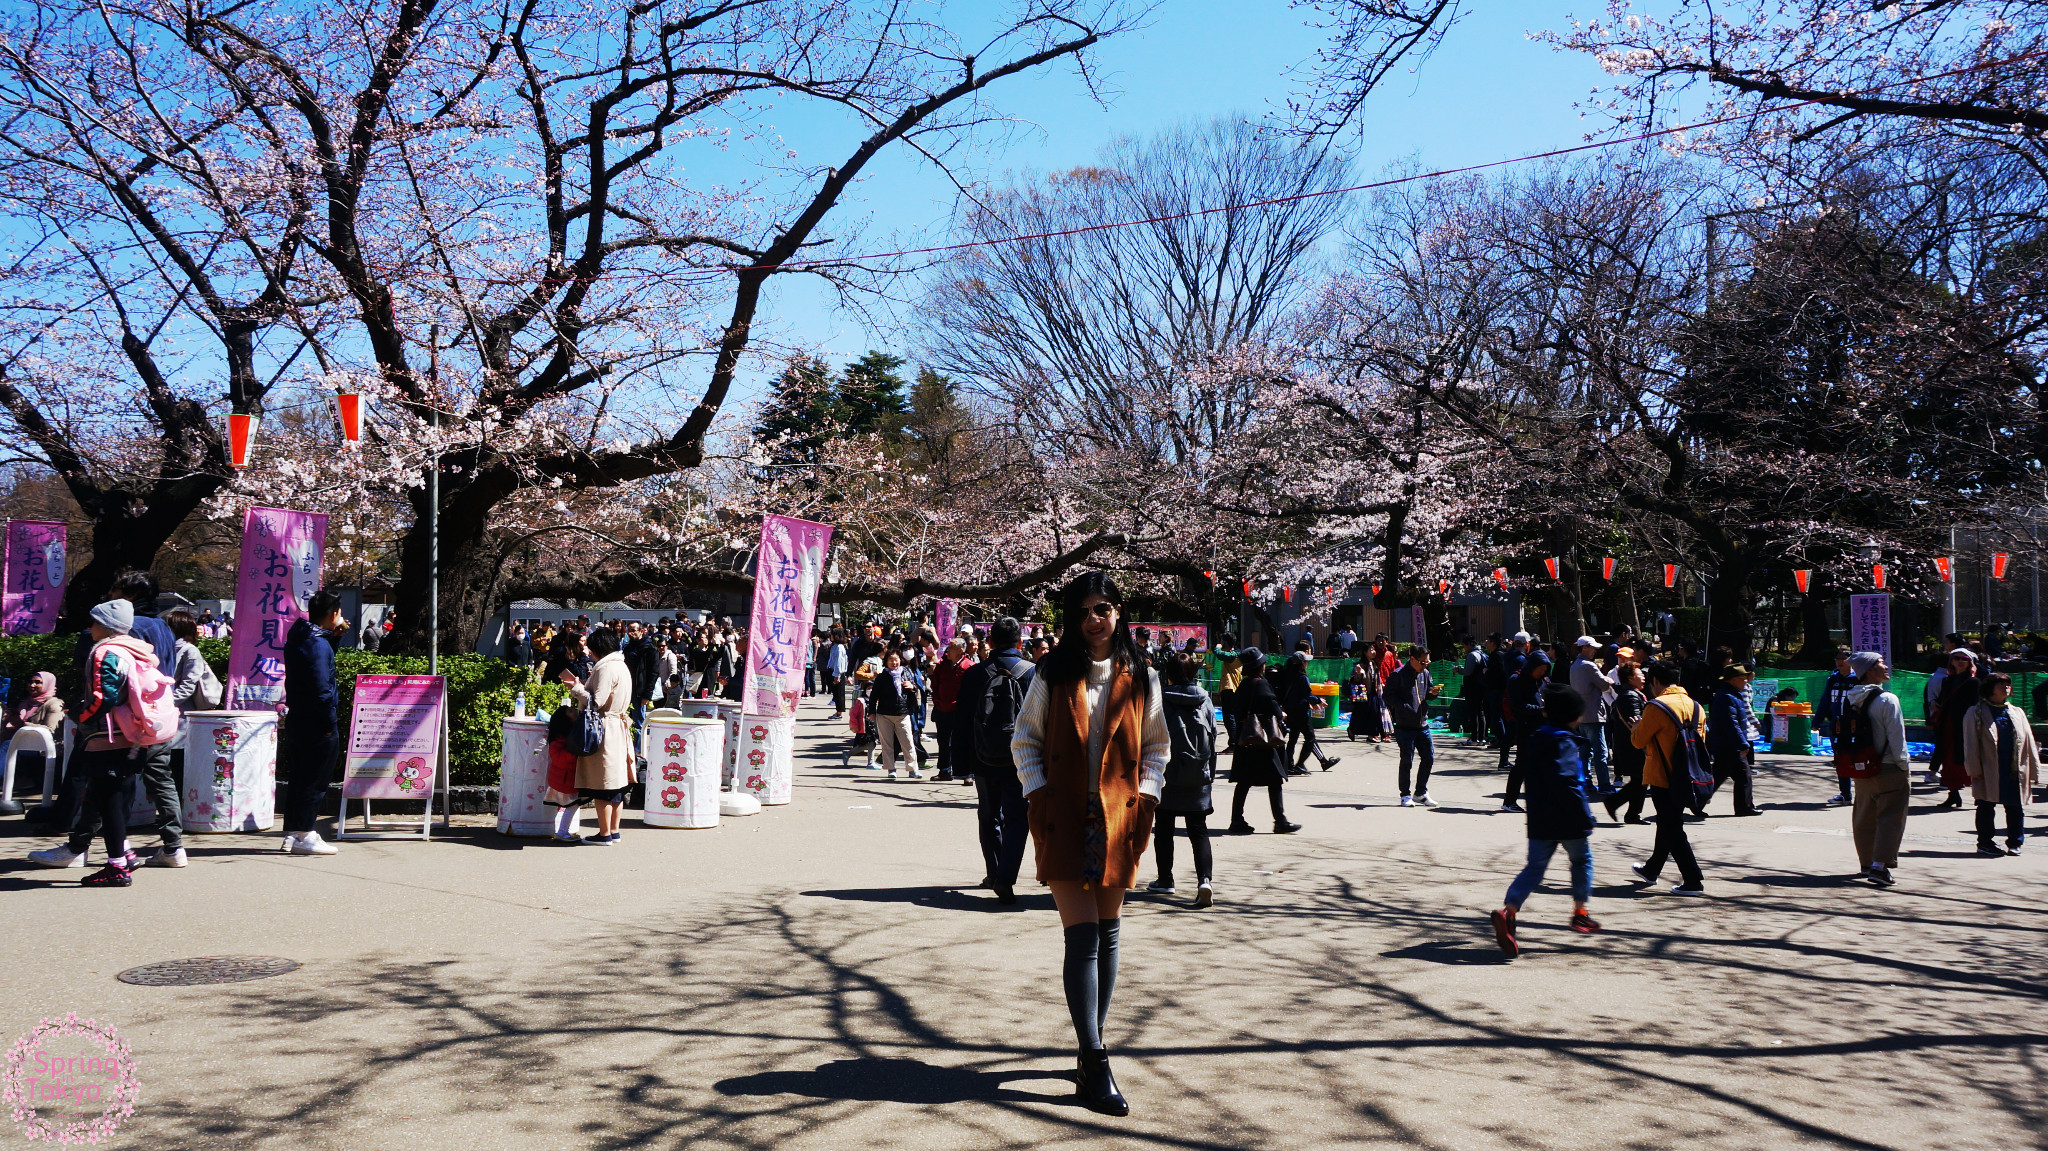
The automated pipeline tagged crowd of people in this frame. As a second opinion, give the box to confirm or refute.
[800,606,2041,969]
[9,566,2039,1116]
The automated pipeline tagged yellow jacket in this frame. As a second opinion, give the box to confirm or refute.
[1633,684,1703,790]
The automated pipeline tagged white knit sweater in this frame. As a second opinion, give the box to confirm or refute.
[1011,657,1167,799]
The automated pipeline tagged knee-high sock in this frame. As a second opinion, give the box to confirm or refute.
[1062,922,1102,1050]
[1095,918,1120,1037]
[553,805,579,836]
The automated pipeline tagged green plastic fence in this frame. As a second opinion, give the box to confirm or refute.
[1747,667,2048,725]
[1204,655,2044,726]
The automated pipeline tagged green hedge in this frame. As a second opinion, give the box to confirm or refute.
[0,635,564,788]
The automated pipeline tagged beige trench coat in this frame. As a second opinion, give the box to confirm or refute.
[570,650,634,791]
[1962,701,2041,805]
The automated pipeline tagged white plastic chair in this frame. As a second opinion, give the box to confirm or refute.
[0,725,57,817]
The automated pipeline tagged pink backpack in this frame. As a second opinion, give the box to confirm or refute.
[88,636,181,747]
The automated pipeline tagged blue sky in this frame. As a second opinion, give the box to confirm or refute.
[740,0,1615,381]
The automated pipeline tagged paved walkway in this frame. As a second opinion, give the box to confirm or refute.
[2,697,2042,1149]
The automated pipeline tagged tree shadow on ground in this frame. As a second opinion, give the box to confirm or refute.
[97,743,2048,1151]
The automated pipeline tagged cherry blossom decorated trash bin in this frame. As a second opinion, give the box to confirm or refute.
[179,711,279,833]
[717,701,744,789]
[497,716,567,837]
[734,714,796,805]
[676,699,722,723]
[641,716,723,829]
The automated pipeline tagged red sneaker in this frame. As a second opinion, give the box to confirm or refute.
[1570,911,1602,934]
[1489,908,1518,956]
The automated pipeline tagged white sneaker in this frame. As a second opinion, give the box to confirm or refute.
[1399,795,1414,807]
[908,769,923,779]
[886,770,897,780]
[146,847,187,868]
[290,830,338,856]
[28,845,86,868]
[1827,793,1848,806]
[1417,793,1439,808]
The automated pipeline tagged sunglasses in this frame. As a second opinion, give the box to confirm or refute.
[1085,602,1118,620]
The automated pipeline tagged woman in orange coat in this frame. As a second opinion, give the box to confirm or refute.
[1011,572,1169,1116]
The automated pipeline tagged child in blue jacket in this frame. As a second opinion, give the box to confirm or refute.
[1490,685,1598,956]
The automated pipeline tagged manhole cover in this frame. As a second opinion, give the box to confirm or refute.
[116,956,301,987]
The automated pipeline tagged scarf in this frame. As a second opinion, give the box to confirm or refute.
[17,672,54,725]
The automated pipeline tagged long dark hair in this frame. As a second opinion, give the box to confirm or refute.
[1037,571,1144,686]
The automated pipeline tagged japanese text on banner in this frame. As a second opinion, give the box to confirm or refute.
[2,520,66,636]
[743,515,834,719]
[1850,594,1891,664]
[226,506,328,710]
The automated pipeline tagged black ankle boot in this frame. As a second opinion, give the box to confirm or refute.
[1077,1048,1129,1116]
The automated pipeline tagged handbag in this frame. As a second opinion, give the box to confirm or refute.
[1238,711,1287,749]
[557,705,602,756]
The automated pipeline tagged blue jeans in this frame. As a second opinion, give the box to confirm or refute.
[1394,728,1433,796]
[1575,727,1611,794]
[1505,837,1593,908]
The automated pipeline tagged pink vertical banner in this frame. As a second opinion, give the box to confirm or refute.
[743,514,834,719]
[934,599,959,645]
[2,520,66,635]
[226,506,328,710]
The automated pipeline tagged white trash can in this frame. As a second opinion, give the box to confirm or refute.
[498,716,567,837]
[717,701,744,789]
[642,716,723,829]
[734,714,795,805]
[180,711,279,833]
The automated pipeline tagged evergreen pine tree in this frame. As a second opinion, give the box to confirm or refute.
[835,350,910,437]
[753,356,837,471]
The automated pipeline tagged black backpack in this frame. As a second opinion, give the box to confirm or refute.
[1651,698,1715,808]
[974,657,1030,769]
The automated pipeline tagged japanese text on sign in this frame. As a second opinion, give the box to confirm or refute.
[344,675,445,799]
[743,515,834,719]
[226,506,327,709]
[1,521,65,636]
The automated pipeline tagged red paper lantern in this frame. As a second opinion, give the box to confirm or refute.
[1934,557,1952,582]
[1492,567,1508,589]
[1873,563,1886,590]
[1543,556,1560,581]
[1994,552,2010,580]
[1242,580,1251,597]
[1601,557,1616,580]
[1438,579,1450,598]
[1282,586,1293,604]
[1663,564,1677,589]
[1371,584,1381,597]
[337,393,362,446]
[1794,569,1811,594]
[227,413,255,468]
[1204,570,1214,581]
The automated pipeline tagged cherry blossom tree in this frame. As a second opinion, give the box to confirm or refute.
[0,2,341,623]
[0,0,1134,649]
